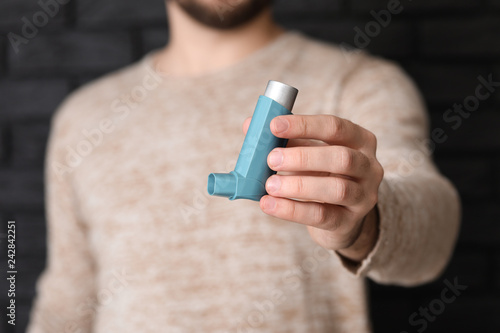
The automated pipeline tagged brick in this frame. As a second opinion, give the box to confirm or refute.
[0,36,5,75]
[496,253,500,290]
[8,31,134,77]
[406,64,493,105]
[369,279,416,298]
[494,65,500,104]
[10,264,41,301]
[363,20,414,58]
[459,201,500,245]
[409,296,500,333]
[431,111,500,153]
[352,0,480,13]
[274,0,341,14]
[0,127,5,164]
[282,19,413,58]
[73,75,105,88]
[142,28,169,54]
[12,212,47,280]
[0,298,11,333]
[0,211,6,259]
[0,169,44,209]
[12,121,50,167]
[2,215,44,331]
[401,249,492,294]
[0,0,65,33]
[497,157,500,202]
[420,18,500,58]
[434,157,494,200]
[77,0,166,27]
[0,80,68,120]
[2,212,46,325]
[15,303,33,333]
[369,297,414,332]
[431,252,490,292]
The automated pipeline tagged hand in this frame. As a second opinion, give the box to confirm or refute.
[243,115,384,262]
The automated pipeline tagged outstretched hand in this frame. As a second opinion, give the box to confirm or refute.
[243,115,383,262]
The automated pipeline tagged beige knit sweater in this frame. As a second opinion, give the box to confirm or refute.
[27,31,460,333]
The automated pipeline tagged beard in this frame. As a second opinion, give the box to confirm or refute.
[170,0,273,29]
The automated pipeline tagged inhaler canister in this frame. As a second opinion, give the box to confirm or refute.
[207,80,299,201]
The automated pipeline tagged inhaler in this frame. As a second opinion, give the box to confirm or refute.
[207,80,299,201]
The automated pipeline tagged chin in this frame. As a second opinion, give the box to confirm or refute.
[172,0,272,30]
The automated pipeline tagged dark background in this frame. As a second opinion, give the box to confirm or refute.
[0,0,499,332]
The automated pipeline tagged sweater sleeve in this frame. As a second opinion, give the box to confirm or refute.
[27,97,96,332]
[334,56,461,286]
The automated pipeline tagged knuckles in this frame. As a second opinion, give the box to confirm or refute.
[296,148,310,169]
[339,147,354,171]
[327,116,345,142]
[364,129,378,150]
[335,178,364,205]
[350,183,365,205]
[295,176,306,196]
[281,147,310,170]
[335,178,349,203]
[297,116,309,137]
[368,192,379,208]
[373,160,385,183]
[313,204,337,230]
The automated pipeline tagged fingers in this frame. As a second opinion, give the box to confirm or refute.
[243,116,326,148]
[268,146,371,179]
[266,175,365,207]
[242,117,252,135]
[244,114,376,150]
[260,195,352,232]
[270,115,377,150]
[284,139,327,148]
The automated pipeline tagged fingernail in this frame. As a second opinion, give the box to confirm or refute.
[262,196,276,211]
[273,118,289,133]
[268,150,283,168]
[266,176,281,193]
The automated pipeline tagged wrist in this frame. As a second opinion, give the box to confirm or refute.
[337,206,380,263]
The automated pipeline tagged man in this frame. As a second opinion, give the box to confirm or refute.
[27,0,460,332]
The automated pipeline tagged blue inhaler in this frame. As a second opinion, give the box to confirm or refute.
[207,80,299,201]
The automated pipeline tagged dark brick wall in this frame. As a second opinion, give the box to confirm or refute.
[1,0,499,332]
